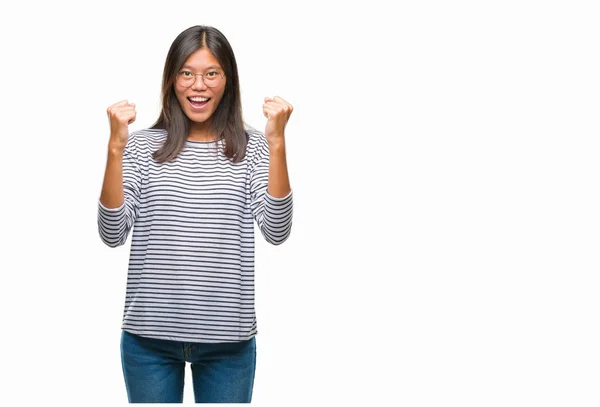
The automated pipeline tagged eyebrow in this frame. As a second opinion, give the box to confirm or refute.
[181,64,221,70]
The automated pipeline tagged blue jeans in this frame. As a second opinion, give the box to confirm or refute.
[120,329,256,403]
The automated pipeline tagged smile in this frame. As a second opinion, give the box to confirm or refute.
[187,97,211,110]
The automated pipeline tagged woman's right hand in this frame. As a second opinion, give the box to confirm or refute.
[107,100,136,152]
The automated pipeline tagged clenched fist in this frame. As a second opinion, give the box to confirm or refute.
[263,96,293,147]
[107,100,136,152]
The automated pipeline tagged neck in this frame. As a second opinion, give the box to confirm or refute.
[188,120,217,142]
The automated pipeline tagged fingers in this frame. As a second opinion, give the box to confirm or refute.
[108,100,135,109]
[264,96,293,112]
[107,101,136,114]
[107,100,137,126]
[263,104,292,121]
[108,109,136,123]
[127,112,137,125]
[107,100,137,148]
[263,106,278,119]
[114,112,136,125]
[272,96,290,106]
[108,100,131,110]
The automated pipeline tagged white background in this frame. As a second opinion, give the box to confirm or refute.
[0,0,599,405]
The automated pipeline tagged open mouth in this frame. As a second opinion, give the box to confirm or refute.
[187,97,211,109]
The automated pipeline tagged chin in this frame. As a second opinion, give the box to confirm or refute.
[189,112,211,122]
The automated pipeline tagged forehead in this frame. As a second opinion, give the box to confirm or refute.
[181,48,222,70]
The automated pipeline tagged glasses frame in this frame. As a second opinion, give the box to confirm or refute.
[176,69,226,89]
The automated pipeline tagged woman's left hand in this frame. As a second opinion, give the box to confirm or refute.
[263,96,293,147]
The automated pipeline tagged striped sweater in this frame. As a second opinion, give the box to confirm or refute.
[97,127,293,343]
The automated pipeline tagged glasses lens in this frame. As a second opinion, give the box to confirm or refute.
[178,72,194,88]
[205,74,222,88]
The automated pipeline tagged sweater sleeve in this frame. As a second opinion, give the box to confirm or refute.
[249,133,294,245]
[97,137,142,247]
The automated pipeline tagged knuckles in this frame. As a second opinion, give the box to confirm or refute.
[108,107,136,120]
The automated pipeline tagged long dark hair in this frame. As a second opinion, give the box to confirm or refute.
[150,25,248,163]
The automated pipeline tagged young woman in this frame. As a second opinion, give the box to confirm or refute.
[97,25,293,403]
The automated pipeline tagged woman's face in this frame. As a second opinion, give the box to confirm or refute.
[174,47,227,129]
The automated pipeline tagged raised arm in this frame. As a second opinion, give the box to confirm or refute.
[249,133,294,245]
[97,100,141,247]
[248,95,295,244]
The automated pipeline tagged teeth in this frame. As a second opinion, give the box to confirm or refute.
[189,97,209,102]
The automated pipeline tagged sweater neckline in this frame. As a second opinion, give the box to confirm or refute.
[185,136,225,147]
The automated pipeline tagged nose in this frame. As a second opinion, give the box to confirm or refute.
[191,74,208,91]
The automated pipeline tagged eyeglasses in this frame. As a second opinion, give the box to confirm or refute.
[176,69,225,88]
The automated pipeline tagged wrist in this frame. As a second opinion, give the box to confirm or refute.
[267,138,286,152]
[108,143,125,156]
